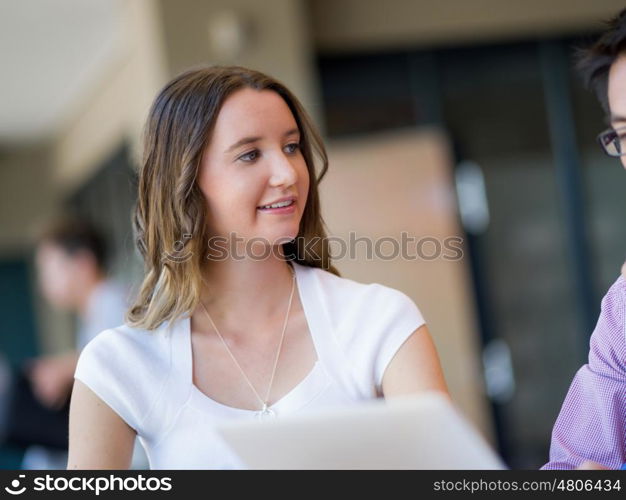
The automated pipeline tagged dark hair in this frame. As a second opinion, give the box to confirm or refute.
[576,8,626,113]
[39,217,108,271]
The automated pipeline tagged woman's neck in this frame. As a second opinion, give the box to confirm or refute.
[194,254,296,336]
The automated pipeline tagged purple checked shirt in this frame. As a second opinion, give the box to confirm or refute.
[542,275,626,469]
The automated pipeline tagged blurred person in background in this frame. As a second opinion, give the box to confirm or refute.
[542,8,626,470]
[17,217,148,469]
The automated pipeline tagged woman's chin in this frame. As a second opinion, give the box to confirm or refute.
[256,226,300,244]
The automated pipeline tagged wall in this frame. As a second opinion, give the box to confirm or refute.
[158,0,322,126]
[322,128,493,439]
[310,0,626,53]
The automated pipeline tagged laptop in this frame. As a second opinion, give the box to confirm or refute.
[215,391,507,469]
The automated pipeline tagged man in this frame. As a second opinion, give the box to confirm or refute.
[19,217,147,469]
[542,9,626,470]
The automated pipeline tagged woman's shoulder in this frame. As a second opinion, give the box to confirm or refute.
[299,263,425,347]
[301,262,419,312]
[300,263,426,393]
[78,319,174,373]
[74,318,179,434]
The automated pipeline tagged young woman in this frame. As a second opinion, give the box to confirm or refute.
[67,66,449,469]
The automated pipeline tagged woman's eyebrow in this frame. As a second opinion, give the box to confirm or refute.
[225,128,300,154]
[225,136,261,154]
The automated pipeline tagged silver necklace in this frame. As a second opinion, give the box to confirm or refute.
[199,264,296,420]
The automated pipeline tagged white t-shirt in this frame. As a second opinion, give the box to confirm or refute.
[74,261,426,469]
[22,279,148,470]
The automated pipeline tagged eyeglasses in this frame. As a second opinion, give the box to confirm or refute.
[597,127,626,157]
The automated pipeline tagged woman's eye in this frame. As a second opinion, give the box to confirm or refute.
[238,150,259,162]
[285,143,300,154]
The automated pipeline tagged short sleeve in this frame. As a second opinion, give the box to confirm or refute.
[332,282,426,396]
[370,285,426,388]
[74,328,160,434]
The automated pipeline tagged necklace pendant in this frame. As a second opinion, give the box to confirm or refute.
[255,404,276,420]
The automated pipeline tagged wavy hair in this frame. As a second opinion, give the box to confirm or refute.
[126,65,339,331]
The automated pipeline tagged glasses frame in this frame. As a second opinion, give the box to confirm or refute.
[596,126,626,157]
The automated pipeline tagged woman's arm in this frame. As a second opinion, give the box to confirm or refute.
[67,380,136,469]
[381,324,449,398]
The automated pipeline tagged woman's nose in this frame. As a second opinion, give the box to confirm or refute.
[269,152,298,187]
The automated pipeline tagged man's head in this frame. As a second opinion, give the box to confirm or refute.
[578,8,626,168]
[35,217,107,311]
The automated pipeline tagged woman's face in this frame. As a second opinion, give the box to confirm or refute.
[198,88,309,254]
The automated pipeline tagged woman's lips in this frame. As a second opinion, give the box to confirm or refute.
[256,200,296,214]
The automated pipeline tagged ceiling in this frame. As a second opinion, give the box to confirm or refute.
[0,0,125,144]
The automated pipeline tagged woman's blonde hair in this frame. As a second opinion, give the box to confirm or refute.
[126,65,339,331]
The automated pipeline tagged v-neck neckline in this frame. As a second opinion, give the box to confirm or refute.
[183,261,330,416]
